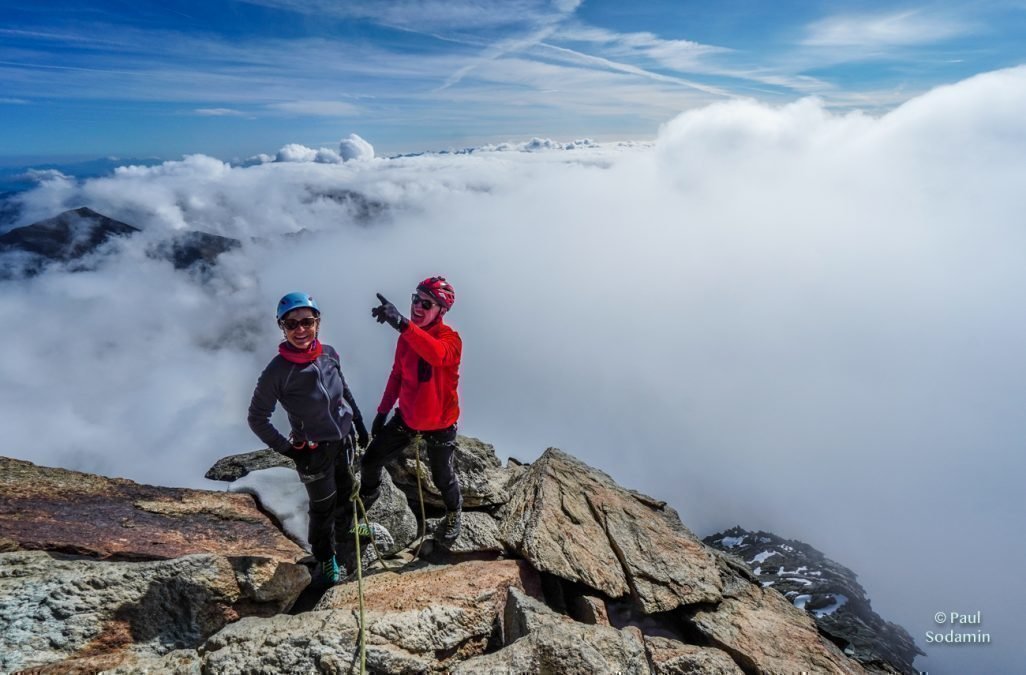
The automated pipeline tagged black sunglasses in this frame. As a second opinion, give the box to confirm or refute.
[280,316,319,330]
[411,293,438,310]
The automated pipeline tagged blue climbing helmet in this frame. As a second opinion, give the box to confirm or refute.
[276,292,320,321]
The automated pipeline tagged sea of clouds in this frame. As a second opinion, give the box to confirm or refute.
[4,66,1025,674]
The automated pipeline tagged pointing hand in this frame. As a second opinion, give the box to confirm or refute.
[371,293,408,332]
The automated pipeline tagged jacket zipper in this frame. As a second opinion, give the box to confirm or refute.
[312,360,345,439]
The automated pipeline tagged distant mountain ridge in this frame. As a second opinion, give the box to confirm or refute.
[0,206,241,279]
[0,206,139,260]
[706,526,923,674]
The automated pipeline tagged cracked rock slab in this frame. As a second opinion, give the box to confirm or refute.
[498,448,722,613]
[0,552,251,673]
[644,636,744,674]
[425,510,504,553]
[0,455,305,564]
[459,588,745,675]
[204,448,294,482]
[690,582,867,675]
[455,587,651,674]
[317,560,541,658]
[200,611,434,674]
[201,561,542,674]
[361,469,419,554]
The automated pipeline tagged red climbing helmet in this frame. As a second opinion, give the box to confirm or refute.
[416,276,455,309]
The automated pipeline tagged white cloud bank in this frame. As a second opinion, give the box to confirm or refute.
[4,66,1026,674]
[273,134,374,164]
[338,133,374,161]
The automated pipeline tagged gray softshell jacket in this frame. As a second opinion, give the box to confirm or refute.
[248,343,361,453]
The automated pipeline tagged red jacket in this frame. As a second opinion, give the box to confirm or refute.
[377,319,461,431]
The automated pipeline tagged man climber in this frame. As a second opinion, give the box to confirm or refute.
[361,276,464,543]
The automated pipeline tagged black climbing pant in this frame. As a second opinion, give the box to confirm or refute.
[291,437,356,562]
[359,410,462,513]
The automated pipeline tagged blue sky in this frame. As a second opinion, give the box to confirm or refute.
[1,0,1025,161]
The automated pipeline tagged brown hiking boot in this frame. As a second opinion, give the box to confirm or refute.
[440,508,462,543]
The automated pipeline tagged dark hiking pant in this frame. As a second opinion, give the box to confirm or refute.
[359,411,462,513]
[291,437,356,562]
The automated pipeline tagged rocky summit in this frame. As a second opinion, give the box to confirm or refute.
[0,441,917,674]
[705,526,923,675]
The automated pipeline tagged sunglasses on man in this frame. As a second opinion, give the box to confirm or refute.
[411,293,439,310]
[280,316,319,330]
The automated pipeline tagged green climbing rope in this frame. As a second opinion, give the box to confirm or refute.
[342,435,432,674]
[351,507,366,675]
[411,434,429,560]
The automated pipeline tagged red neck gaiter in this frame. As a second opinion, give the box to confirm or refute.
[278,339,323,364]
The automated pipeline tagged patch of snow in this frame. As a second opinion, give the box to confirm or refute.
[812,594,849,618]
[749,550,778,564]
[761,581,775,587]
[785,577,814,586]
[778,567,813,576]
[720,535,746,548]
[229,466,309,550]
[793,594,812,610]
[752,566,762,575]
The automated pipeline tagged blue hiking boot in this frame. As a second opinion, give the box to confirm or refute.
[315,556,342,587]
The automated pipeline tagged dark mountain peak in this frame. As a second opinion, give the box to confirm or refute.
[0,206,140,261]
[0,207,242,279]
[706,526,924,674]
[147,229,242,270]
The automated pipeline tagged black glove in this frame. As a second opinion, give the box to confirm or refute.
[354,416,369,449]
[275,439,296,458]
[372,411,388,437]
[371,293,408,332]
